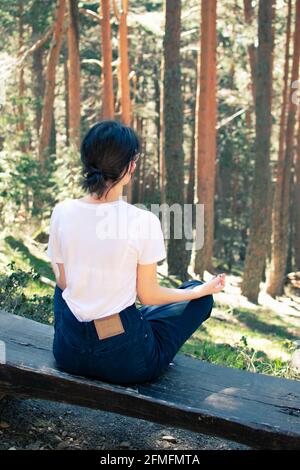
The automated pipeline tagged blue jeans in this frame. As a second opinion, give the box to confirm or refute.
[53,280,213,384]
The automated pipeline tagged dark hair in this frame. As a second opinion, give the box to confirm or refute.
[80,120,141,198]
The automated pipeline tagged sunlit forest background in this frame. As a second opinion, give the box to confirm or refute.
[0,0,300,379]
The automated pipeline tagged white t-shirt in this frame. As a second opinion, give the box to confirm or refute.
[46,198,166,322]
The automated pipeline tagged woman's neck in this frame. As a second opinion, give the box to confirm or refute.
[83,186,124,204]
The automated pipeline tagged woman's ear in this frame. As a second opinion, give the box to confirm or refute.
[129,160,136,174]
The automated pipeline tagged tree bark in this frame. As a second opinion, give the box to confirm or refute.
[163,0,188,280]
[241,0,274,302]
[67,0,81,150]
[17,0,26,148]
[100,0,114,119]
[187,112,196,206]
[30,5,53,137]
[295,107,300,270]
[140,120,147,203]
[119,0,131,126]
[32,47,45,137]
[186,93,197,269]
[266,0,292,280]
[153,62,161,196]
[132,115,142,202]
[194,0,217,277]
[113,0,131,125]
[267,0,300,296]
[159,45,166,204]
[63,42,70,146]
[113,0,132,201]
[38,0,66,166]
[243,0,256,104]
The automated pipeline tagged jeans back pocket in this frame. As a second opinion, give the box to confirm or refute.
[91,328,131,355]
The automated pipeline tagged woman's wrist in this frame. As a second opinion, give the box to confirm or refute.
[189,283,210,299]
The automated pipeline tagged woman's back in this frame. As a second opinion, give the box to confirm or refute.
[47,198,166,322]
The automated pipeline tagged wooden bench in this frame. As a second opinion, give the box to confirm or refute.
[0,310,299,450]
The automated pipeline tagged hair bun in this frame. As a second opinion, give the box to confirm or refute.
[86,167,103,179]
[82,166,107,195]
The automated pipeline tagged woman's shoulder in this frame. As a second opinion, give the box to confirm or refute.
[51,198,77,215]
[124,202,160,223]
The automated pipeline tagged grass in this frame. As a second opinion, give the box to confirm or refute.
[4,235,54,282]
[0,233,299,381]
[0,234,54,323]
[180,301,299,379]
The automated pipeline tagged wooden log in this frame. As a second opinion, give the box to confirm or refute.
[0,311,300,449]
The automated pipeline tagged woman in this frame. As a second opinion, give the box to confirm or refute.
[47,120,225,385]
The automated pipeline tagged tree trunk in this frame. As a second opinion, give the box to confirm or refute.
[267,0,300,296]
[17,0,26,150]
[67,0,81,150]
[243,0,256,104]
[63,41,70,147]
[140,120,147,203]
[241,0,274,302]
[32,47,45,137]
[159,49,166,204]
[153,62,161,195]
[187,113,196,206]
[266,0,291,276]
[295,107,300,270]
[113,0,131,125]
[186,56,197,209]
[30,1,51,139]
[163,0,188,280]
[132,115,141,202]
[38,0,66,166]
[49,110,57,156]
[100,0,114,119]
[113,0,132,200]
[159,1,166,205]
[194,0,217,277]
[186,96,197,269]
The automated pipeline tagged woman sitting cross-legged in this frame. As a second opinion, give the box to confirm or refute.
[47,120,225,385]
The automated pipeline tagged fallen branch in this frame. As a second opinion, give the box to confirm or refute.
[17,26,54,69]
[81,58,103,68]
[217,107,249,129]
[79,7,100,22]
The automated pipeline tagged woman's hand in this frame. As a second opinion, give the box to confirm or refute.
[192,274,226,297]
[52,262,67,291]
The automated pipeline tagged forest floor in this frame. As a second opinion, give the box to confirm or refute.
[0,395,248,451]
[0,233,299,450]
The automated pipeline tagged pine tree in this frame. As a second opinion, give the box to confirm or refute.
[194,0,217,277]
[241,0,274,302]
[267,0,300,296]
